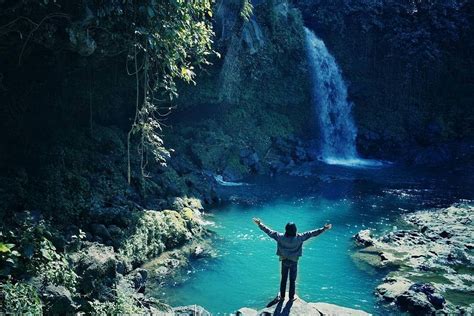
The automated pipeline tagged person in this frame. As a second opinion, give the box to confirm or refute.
[253,217,332,302]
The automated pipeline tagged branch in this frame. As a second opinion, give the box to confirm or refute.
[18,13,70,65]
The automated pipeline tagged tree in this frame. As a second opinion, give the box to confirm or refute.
[0,0,216,182]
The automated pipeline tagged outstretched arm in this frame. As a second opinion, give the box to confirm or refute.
[300,223,332,241]
[253,218,280,241]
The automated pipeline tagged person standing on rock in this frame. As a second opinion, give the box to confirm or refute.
[253,218,332,302]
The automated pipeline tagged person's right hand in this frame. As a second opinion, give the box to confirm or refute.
[324,223,332,230]
[253,217,262,225]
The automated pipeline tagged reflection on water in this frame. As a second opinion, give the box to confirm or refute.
[150,165,474,315]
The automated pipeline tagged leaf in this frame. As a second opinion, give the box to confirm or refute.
[0,243,14,253]
[40,248,53,261]
[5,258,15,265]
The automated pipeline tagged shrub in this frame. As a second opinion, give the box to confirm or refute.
[0,281,43,315]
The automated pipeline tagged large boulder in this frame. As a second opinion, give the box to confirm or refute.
[353,230,375,247]
[396,290,435,315]
[127,268,148,293]
[239,148,260,172]
[376,277,413,302]
[71,243,129,300]
[41,285,76,314]
[222,165,244,182]
[173,305,211,316]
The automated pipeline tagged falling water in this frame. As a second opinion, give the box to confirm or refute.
[304,27,381,167]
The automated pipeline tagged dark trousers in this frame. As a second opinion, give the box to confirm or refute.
[280,259,298,299]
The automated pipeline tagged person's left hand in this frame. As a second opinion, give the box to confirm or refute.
[324,223,332,230]
[253,217,262,225]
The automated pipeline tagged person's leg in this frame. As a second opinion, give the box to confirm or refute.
[280,261,289,299]
[289,262,298,299]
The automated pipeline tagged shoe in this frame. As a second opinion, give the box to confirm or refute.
[266,295,284,308]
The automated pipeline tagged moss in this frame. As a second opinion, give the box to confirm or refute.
[406,273,453,286]
[119,209,194,265]
[444,289,474,307]
[120,211,167,265]
[182,207,196,221]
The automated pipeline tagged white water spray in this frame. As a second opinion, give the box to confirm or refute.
[304,27,382,167]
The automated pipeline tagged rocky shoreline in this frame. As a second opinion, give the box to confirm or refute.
[353,203,474,314]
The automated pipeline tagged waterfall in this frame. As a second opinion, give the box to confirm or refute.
[304,27,381,167]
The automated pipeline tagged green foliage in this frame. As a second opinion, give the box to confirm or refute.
[169,0,311,174]
[123,0,217,171]
[90,284,142,315]
[120,210,190,265]
[34,239,78,291]
[240,0,254,21]
[1,216,78,291]
[0,281,43,315]
[90,280,168,314]
[0,0,216,176]
[0,240,20,277]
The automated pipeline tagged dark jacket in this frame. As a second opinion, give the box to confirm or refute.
[258,223,325,258]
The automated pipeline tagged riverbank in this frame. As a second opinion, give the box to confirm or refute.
[353,203,474,314]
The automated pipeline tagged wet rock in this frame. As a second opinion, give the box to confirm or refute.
[239,148,260,172]
[355,203,474,313]
[427,292,445,309]
[190,243,215,259]
[173,197,204,212]
[439,230,452,238]
[222,165,244,182]
[191,245,206,259]
[376,277,412,302]
[269,160,286,173]
[127,268,148,293]
[409,282,435,295]
[396,290,435,315]
[353,230,375,247]
[173,305,211,316]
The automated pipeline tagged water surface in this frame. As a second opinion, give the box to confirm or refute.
[152,165,474,314]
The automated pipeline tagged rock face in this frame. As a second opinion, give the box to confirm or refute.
[236,295,370,316]
[71,242,130,300]
[354,203,474,314]
[41,285,76,314]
